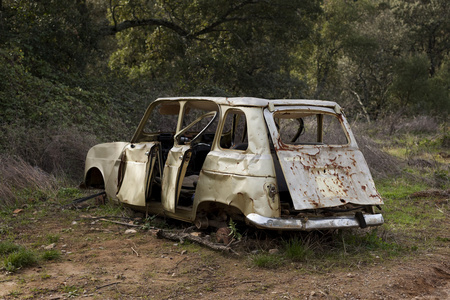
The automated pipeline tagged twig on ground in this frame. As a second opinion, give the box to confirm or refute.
[99,218,141,227]
[156,229,240,256]
[95,282,120,290]
[131,247,139,257]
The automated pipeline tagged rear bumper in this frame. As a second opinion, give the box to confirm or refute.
[246,213,384,230]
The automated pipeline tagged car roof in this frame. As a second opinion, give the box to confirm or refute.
[155,97,340,110]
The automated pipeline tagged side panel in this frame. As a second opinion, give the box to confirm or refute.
[193,106,280,218]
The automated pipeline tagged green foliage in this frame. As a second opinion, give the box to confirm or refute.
[41,250,61,261]
[250,252,282,269]
[228,218,242,241]
[46,234,60,244]
[0,241,22,256]
[3,248,37,272]
[108,0,321,97]
[283,238,313,262]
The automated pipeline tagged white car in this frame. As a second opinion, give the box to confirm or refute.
[84,97,384,230]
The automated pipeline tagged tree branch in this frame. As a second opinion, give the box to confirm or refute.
[102,0,261,38]
[103,18,189,36]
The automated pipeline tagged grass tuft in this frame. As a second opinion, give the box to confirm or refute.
[283,237,313,262]
[3,248,37,272]
[41,249,61,261]
[0,241,22,256]
[251,253,282,269]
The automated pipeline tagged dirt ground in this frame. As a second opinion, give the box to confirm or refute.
[1,202,449,300]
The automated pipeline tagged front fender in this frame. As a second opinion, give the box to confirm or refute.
[84,142,130,200]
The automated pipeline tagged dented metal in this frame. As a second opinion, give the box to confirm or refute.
[84,97,384,231]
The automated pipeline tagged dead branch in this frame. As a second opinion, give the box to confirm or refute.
[99,218,141,227]
[156,229,239,256]
[95,282,120,290]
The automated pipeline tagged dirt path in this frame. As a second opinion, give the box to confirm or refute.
[1,206,449,299]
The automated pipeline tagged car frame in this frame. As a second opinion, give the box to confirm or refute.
[84,97,384,230]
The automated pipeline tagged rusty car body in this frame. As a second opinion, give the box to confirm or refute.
[84,97,384,230]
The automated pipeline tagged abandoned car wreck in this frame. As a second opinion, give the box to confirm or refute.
[83,97,384,231]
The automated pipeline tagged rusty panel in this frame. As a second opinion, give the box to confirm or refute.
[264,108,383,210]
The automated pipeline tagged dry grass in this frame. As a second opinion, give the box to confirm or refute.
[1,126,98,180]
[0,155,58,207]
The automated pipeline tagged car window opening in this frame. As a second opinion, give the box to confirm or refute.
[275,112,348,146]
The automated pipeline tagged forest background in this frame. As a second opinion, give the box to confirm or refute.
[0,0,449,197]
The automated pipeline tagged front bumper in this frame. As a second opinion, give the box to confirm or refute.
[246,213,384,230]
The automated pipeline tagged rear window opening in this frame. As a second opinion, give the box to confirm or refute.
[274,112,348,145]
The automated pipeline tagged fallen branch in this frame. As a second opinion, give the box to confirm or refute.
[99,218,141,227]
[156,229,239,256]
[63,191,106,208]
[95,282,120,290]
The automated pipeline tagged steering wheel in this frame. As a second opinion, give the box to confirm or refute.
[175,111,218,144]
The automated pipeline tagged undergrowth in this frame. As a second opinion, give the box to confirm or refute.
[250,228,410,269]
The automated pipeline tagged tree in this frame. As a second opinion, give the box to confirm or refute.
[105,0,321,97]
[393,0,450,76]
[2,0,101,74]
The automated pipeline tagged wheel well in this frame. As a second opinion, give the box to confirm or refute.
[85,168,105,189]
[196,201,245,223]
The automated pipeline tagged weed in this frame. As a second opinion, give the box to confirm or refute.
[0,241,22,255]
[283,237,313,262]
[46,234,60,244]
[4,248,37,272]
[228,218,242,241]
[41,249,61,261]
[251,252,282,269]
[56,187,82,199]
[41,274,52,279]
[8,290,22,298]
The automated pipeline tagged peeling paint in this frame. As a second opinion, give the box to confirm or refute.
[84,97,383,231]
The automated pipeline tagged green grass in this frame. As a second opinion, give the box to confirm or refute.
[41,249,61,261]
[283,238,313,262]
[3,248,38,272]
[0,241,22,256]
[251,252,282,269]
[46,234,60,244]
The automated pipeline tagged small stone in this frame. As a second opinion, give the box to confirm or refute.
[44,243,56,250]
[72,221,77,225]
[124,229,137,234]
[269,248,279,254]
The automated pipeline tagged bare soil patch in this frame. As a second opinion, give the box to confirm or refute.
[0,200,449,300]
